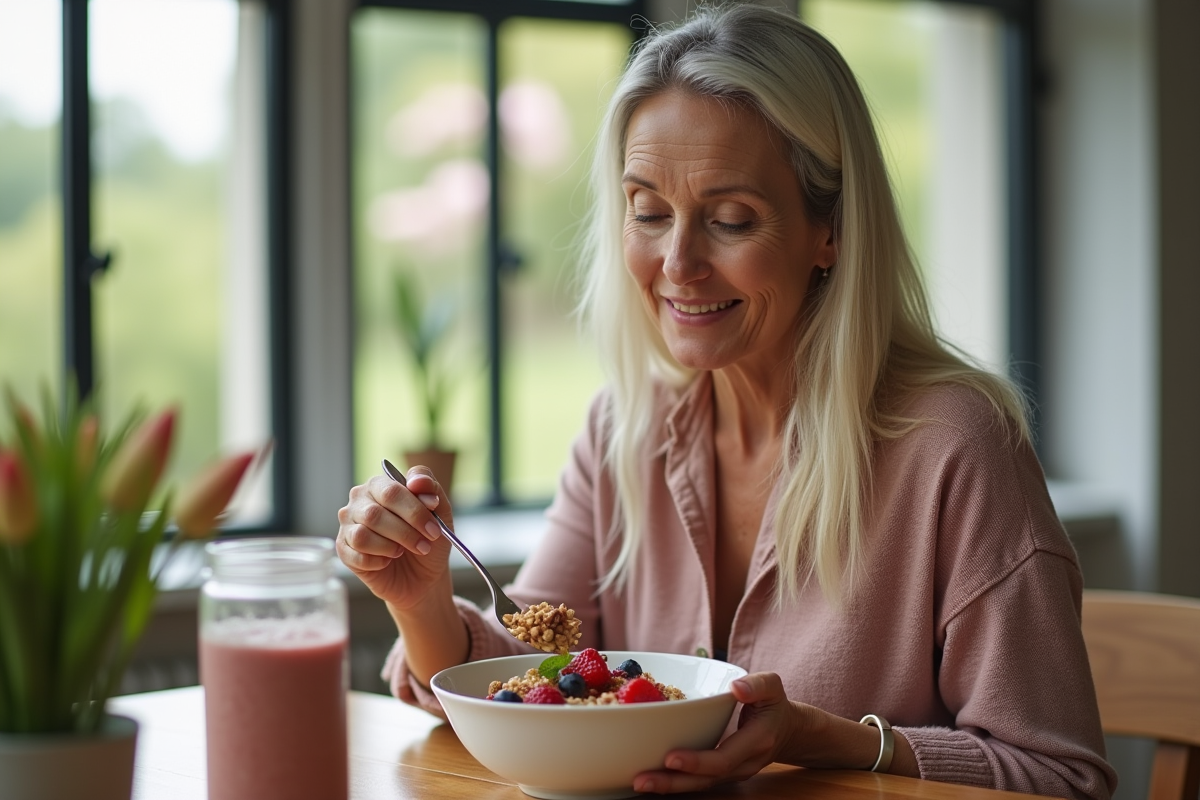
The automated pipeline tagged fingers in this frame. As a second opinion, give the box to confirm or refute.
[632,734,774,794]
[631,672,793,794]
[335,474,450,567]
[731,672,786,705]
[633,745,766,794]
[402,467,454,527]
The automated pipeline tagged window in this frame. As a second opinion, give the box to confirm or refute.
[351,1,643,507]
[0,0,62,403]
[0,0,288,529]
[800,0,1040,415]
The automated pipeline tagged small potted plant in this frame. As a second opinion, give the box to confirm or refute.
[392,269,462,494]
[0,386,259,800]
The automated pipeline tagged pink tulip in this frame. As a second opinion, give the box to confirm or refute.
[12,401,41,454]
[0,450,38,545]
[174,451,255,539]
[76,414,99,477]
[102,409,177,512]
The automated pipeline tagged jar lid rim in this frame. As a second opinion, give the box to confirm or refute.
[204,537,335,583]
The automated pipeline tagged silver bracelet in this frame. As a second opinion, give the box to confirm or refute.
[859,714,894,773]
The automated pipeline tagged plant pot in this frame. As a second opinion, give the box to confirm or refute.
[0,714,138,800]
[403,447,457,498]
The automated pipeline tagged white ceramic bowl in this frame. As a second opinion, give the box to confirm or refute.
[431,650,746,800]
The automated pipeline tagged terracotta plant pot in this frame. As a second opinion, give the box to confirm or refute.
[0,714,138,800]
[403,448,457,498]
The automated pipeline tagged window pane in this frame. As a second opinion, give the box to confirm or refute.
[803,0,1008,370]
[498,18,629,502]
[351,10,489,503]
[0,0,62,403]
[90,0,274,525]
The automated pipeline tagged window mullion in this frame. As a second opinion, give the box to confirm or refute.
[1002,2,1041,441]
[265,0,294,530]
[61,0,97,402]
[485,17,504,506]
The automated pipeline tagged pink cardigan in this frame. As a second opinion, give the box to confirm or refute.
[383,375,1116,800]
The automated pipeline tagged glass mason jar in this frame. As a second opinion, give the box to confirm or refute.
[198,537,348,800]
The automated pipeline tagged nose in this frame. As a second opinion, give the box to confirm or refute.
[661,219,711,285]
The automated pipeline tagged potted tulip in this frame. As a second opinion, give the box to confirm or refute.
[0,387,259,800]
[392,269,461,494]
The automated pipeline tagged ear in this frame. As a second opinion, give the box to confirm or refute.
[815,225,838,270]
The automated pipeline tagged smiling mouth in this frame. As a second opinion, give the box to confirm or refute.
[669,300,736,315]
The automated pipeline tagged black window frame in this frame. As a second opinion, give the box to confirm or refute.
[59,0,294,532]
[353,0,1042,512]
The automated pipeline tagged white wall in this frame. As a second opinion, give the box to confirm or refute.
[1042,0,1200,599]
[1041,0,1155,591]
[290,0,356,537]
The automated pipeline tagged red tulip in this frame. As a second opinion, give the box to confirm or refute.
[102,409,177,512]
[174,451,255,538]
[0,450,38,545]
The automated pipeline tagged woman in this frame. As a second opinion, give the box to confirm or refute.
[337,6,1116,799]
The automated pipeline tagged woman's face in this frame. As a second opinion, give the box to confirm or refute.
[622,91,835,375]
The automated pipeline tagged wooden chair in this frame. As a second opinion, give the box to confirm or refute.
[1081,590,1200,800]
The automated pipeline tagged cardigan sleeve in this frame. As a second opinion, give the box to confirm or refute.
[896,550,1117,800]
[381,391,612,715]
[890,405,1117,800]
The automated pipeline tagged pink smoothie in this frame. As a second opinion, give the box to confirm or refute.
[200,622,348,800]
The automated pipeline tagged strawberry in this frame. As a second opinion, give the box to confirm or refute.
[523,685,566,705]
[618,677,666,704]
[561,648,610,690]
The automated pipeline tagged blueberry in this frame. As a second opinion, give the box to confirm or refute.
[616,659,643,678]
[492,689,522,703]
[558,672,587,698]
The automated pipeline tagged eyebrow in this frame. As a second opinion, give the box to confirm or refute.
[621,173,657,191]
[620,173,768,201]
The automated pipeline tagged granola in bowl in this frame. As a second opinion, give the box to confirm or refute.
[486,648,687,705]
[430,650,748,799]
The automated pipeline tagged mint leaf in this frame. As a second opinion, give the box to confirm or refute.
[538,654,572,680]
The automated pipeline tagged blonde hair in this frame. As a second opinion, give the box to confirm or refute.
[578,4,1029,602]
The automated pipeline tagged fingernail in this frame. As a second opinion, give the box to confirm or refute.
[635,778,653,792]
[424,521,441,540]
[732,679,749,692]
[666,756,683,770]
[416,540,432,554]
[418,493,439,507]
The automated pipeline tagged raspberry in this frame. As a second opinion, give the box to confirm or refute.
[523,685,566,705]
[561,648,610,690]
[618,677,666,704]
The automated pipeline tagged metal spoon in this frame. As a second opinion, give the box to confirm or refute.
[381,459,526,636]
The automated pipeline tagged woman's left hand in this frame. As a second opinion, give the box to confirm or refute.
[631,671,915,794]
[631,672,803,794]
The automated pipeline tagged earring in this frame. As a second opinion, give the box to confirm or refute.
[820,266,831,281]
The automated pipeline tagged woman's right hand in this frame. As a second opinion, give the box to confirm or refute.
[336,468,455,610]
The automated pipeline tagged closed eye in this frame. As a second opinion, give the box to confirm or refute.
[634,214,667,224]
[713,220,754,232]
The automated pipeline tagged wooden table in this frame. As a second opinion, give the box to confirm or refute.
[111,687,1036,799]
